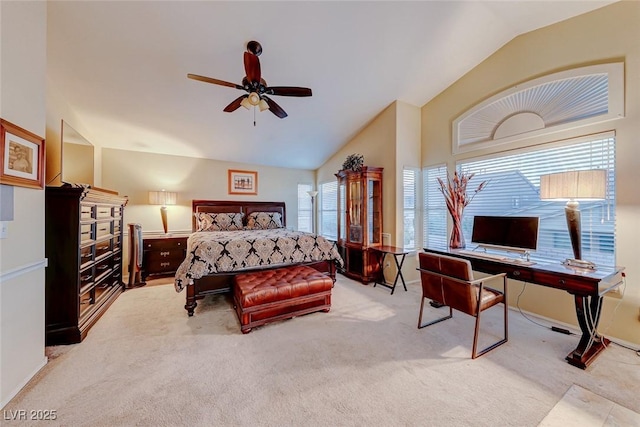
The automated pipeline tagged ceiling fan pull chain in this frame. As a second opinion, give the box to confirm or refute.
[253,106,256,127]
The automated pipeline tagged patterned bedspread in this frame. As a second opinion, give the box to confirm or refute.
[174,229,343,292]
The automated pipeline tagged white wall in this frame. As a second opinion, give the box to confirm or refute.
[0,1,48,408]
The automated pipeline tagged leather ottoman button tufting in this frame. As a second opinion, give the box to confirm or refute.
[233,265,332,334]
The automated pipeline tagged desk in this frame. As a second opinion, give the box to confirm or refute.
[372,246,409,295]
[423,247,625,369]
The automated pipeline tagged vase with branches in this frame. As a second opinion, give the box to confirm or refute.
[437,170,487,249]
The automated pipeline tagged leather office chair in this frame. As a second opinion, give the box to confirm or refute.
[417,252,508,359]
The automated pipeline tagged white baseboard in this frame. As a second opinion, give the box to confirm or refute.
[1,357,47,410]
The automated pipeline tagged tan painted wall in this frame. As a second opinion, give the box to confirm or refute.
[317,102,398,242]
[0,0,48,408]
[45,84,102,188]
[317,101,423,285]
[422,1,640,345]
[101,148,315,266]
[395,101,421,248]
[391,102,421,284]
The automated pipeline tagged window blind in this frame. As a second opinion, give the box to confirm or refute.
[458,133,616,266]
[319,181,338,240]
[297,183,312,232]
[403,168,418,250]
[422,164,447,249]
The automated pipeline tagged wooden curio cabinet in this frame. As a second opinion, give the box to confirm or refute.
[336,166,383,283]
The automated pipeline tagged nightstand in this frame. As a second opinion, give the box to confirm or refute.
[141,235,188,281]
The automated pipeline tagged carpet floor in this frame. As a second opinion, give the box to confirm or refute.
[4,275,639,426]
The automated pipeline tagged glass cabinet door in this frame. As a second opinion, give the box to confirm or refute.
[348,180,363,243]
[339,182,346,241]
[368,179,381,245]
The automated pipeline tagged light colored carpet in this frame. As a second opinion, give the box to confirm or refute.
[539,384,640,427]
[4,276,639,426]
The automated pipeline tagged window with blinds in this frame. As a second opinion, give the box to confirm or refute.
[319,181,338,240]
[423,164,447,249]
[403,168,419,250]
[458,133,616,266]
[297,183,312,232]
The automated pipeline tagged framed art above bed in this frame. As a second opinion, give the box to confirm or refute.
[228,169,257,195]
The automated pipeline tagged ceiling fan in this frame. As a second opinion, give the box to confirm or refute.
[187,40,312,120]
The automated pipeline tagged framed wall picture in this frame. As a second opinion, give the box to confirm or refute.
[1,119,45,189]
[228,169,258,195]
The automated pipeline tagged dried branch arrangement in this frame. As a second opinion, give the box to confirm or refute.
[437,170,487,248]
[436,170,487,219]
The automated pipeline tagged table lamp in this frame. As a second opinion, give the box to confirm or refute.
[148,189,177,234]
[307,190,318,234]
[539,169,606,269]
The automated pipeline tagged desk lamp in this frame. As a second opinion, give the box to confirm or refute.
[540,169,606,269]
[148,190,177,235]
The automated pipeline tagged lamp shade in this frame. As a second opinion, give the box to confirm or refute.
[307,190,318,198]
[540,170,606,200]
[148,190,177,206]
[240,97,252,110]
[247,92,260,106]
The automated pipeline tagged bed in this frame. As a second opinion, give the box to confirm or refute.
[175,200,343,316]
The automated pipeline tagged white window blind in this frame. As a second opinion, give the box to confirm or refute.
[319,181,338,240]
[458,133,616,266]
[297,183,312,232]
[403,168,418,250]
[423,164,447,249]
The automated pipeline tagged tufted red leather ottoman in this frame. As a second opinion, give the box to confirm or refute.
[233,265,332,333]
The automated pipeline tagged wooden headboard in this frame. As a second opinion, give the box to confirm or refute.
[191,200,286,231]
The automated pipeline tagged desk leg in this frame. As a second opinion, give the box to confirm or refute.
[566,294,609,369]
[390,253,407,295]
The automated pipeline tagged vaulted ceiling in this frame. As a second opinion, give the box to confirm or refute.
[47,1,614,170]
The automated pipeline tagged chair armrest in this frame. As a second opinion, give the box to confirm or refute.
[472,273,507,300]
[418,268,507,288]
[469,272,507,286]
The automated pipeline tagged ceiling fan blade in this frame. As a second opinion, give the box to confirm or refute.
[243,52,261,84]
[266,86,312,97]
[187,74,243,90]
[263,96,288,119]
[223,95,247,112]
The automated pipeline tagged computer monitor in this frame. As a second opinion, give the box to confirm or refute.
[471,216,539,252]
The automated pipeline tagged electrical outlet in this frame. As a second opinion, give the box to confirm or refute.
[603,285,623,299]
[0,221,8,239]
[600,272,624,299]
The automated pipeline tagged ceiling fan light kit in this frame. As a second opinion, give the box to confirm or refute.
[188,40,312,123]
